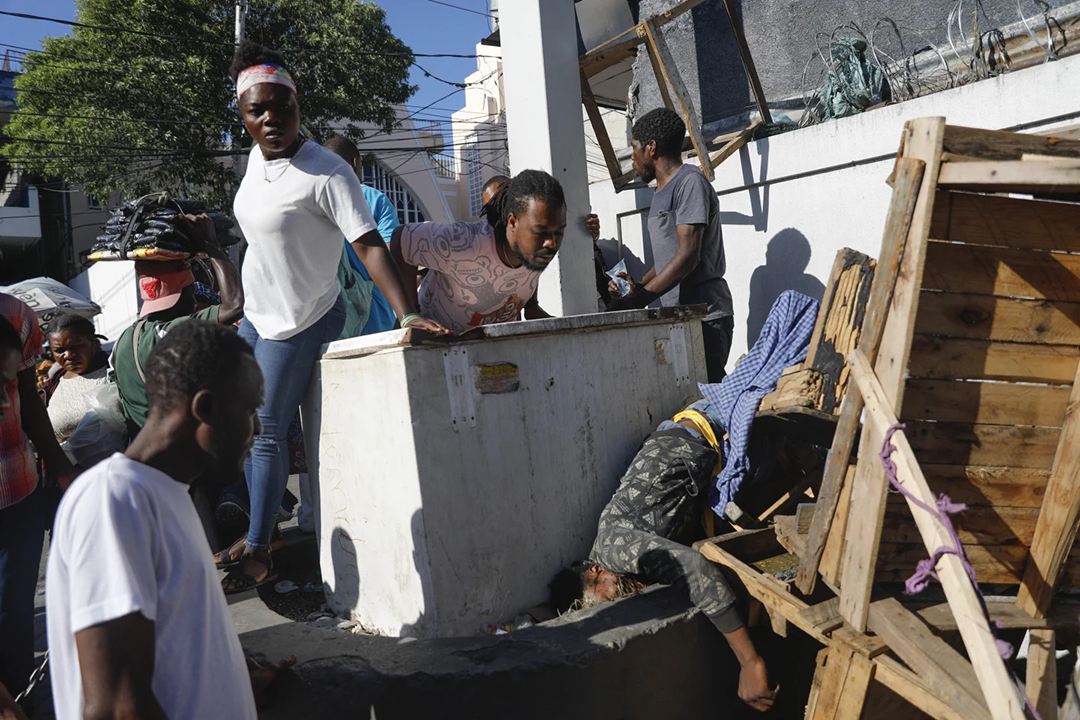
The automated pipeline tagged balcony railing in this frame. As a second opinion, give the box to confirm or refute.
[430,153,457,180]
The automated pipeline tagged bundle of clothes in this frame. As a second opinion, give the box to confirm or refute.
[89,193,239,261]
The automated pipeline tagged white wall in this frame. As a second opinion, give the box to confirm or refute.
[0,185,42,247]
[588,54,1080,367]
[68,261,139,342]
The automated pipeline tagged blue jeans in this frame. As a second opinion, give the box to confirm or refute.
[0,487,45,697]
[239,296,346,551]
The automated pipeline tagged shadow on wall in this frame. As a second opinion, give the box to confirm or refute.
[747,228,826,347]
[399,508,435,639]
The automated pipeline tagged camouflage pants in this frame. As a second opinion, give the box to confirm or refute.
[590,429,741,633]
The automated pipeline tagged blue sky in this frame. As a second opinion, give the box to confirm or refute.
[0,0,492,128]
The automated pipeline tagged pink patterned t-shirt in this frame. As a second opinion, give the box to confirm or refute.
[401,219,543,334]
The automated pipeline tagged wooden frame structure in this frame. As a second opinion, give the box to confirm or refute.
[699,117,1080,720]
[579,0,772,191]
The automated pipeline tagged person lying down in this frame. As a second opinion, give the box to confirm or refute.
[549,400,777,713]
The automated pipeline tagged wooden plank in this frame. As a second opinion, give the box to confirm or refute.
[579,0,707,78]
[580,70,622,183]
[942,124,1080,161]
[923,240,1080,303]
[708,120,759,169]
[916,600,1080,631]
[908,335,1080,384]
[1019,356,1080,618]
[837,122,944,630]
[642,17,714,181]
[930,190,1080,252]
[920,465,1049,508]
[906,421,1060,468]
[937,160,1080,194]
[697,542,824,641]
[808,250,876,414]
[809,646,874,720]
[1027,628,1059,720]
[819,465,854,587]
[795,156,926,595]
[867,598,992,720]
[915,291,1080,346]
[642,33,674,111]
[900,378,1069,428]
[881,503,1038,546]
[717,0,772,124]
[849,349,1027,720]
[796,597,844,636]
[757,466,822,522]
[875,542,1029,584]
[874,655,980,720]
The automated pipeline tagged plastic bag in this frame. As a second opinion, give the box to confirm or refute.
[62,382,129,469]
[606,259,631,297]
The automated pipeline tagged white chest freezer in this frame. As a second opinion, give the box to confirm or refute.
[302,309,709,638]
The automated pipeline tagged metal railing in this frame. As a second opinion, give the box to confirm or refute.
[430,153,457,179]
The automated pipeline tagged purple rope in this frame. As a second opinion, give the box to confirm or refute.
[879,423,1040,720]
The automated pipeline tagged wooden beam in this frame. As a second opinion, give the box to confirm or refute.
[874,656,979,720]
[642,17,714,181]
[580,70,622,183]
[943,124,1080,160]
[848,349,1027,720]
[808,646,875,720]
[709,120,761,169]
[1026,628,1059,720]
[717,0,772,124]
[938,159,1080,194]
[796,155,926,594]
[642,38,674,111]
[838,120,943,630]
[697,542,825,642]
[1018,354,1080,618]
[867,598,992,720]
[578,0,708,79]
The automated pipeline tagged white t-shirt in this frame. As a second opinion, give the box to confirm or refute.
[234,140,377,340]
[46,454,257,720]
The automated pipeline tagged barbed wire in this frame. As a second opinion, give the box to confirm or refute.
[798,0,1070,127]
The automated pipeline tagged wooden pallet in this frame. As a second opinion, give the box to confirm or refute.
[579,0,772,191]
[700,118,1080,720]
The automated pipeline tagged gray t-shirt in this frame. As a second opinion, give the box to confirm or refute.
[647,164,732,318]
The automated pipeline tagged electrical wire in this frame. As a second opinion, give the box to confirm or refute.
[0,10,496,59]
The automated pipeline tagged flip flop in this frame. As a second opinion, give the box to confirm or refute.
[222,552,278,595]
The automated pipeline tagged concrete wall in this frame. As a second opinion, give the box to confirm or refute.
[303,313,708,638]
[630,0,1065,126]
[589,52,1080,369]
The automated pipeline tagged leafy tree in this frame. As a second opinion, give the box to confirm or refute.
[2,0,415,210]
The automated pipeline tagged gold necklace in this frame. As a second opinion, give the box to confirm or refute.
[262,138,305,183]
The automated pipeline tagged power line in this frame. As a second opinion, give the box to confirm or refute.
[0,11,497,59]
[425,0,496,20]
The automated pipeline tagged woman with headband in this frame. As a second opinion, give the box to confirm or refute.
[224,41,450,593]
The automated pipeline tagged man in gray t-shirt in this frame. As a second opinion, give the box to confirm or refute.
[605,108,734,381]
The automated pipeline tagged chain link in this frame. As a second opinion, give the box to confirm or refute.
[14,651,48,705]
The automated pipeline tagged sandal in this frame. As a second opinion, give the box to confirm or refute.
[214,532,286,569]
[214,534,248,569]
[222,549,279,595]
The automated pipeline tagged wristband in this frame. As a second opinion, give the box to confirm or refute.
[400,313,421,328]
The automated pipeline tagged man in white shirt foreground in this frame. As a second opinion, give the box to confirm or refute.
[46,320,294,720]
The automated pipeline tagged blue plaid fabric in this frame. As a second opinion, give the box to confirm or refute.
[700,290,820,514]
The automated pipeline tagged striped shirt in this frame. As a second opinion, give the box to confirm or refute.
[1,293,43,509]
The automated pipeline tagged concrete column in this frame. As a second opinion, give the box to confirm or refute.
[500,0,594,317]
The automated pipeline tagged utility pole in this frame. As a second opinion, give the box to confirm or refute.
[235,0,249,45]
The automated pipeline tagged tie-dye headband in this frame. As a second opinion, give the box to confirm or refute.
[236,63,296,99]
